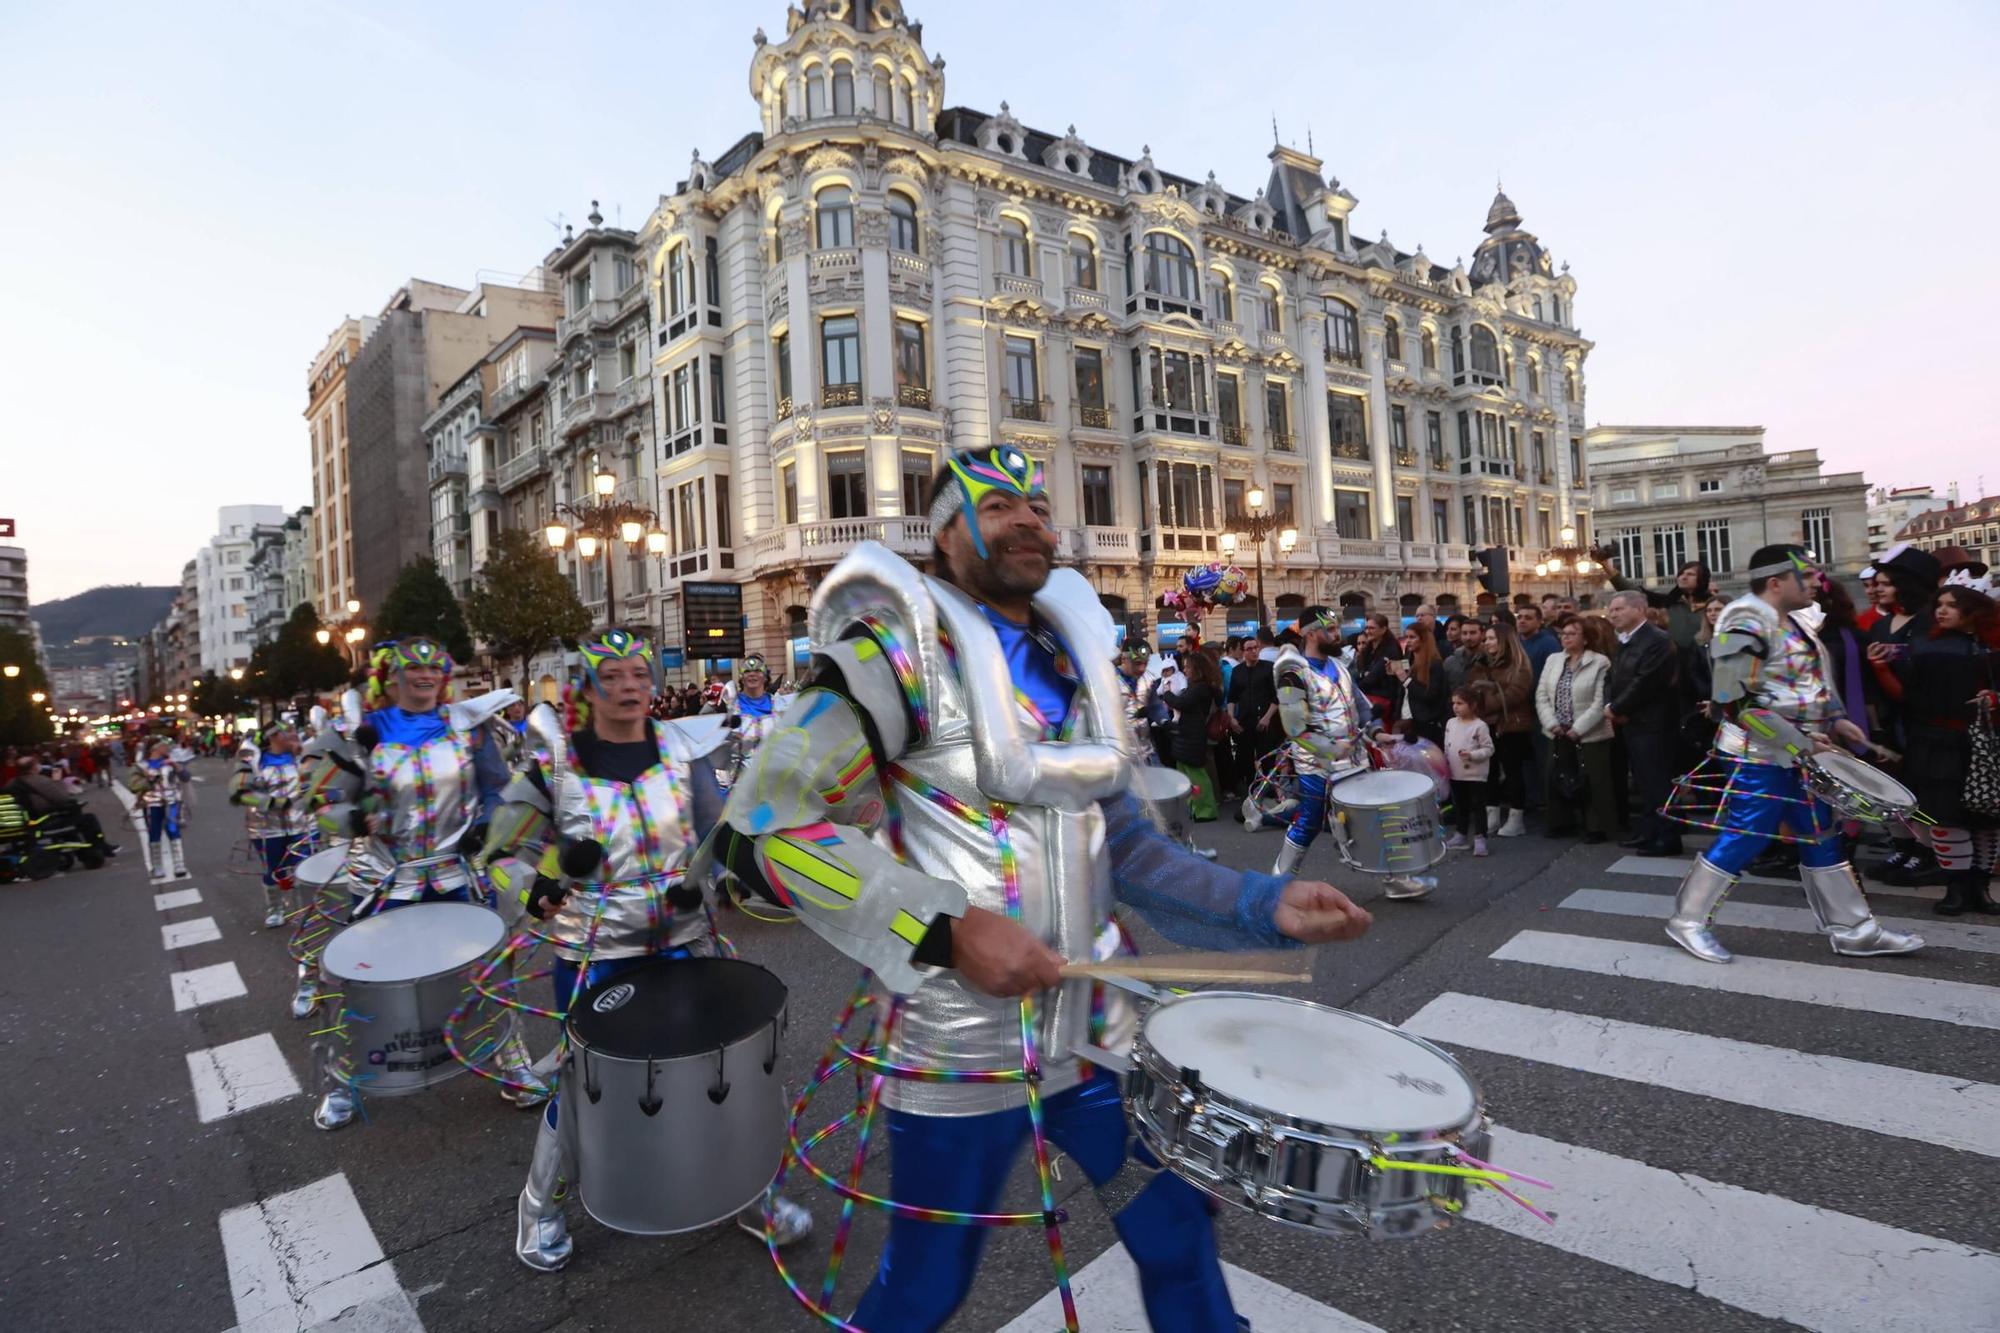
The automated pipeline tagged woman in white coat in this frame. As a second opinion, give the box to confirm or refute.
[1535,614,1618,842]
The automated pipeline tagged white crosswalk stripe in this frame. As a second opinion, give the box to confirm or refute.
[1492,929,2000,1029]
[170,961,247,1012]
[1558,886,2000,955]
[1406,992,2000,1157]
[153,887,202,910]
[185,1034,300,1123]
[997,1244,1383,1333]
[1604,853,1944,901]
[162,916,222,949]
[219,1172,423,1332]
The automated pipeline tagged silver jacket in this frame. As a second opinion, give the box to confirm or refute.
[1274,645,1367,780]
[1711,592,1838,763]
[346,713,481,899]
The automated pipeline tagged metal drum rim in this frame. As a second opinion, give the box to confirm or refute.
[321,902,507,986]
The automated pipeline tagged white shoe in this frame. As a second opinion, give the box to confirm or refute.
[1442,832,1468,850]
[291,978,320,1019]
[263,907,287,928]
[738,1193,814,1247]
[1473,836,1490,857]
[1496,809,1527,838]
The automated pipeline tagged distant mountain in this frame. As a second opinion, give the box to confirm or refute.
[32,584,178,645]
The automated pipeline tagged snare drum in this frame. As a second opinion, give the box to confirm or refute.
[565,957,789,1235]
[1329,769,1446,875]
[319,902,509,1095]
[1800,750,1917,825]
[1127,992,1487,1238]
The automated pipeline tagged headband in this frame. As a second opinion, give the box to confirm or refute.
[739,654,768,677]
[926,446,1047,558]
[577,628,657,686]
[1745,550,1816,581]
[375,637,454,675]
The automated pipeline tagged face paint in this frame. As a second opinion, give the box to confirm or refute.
[576,628,659,695]
[929,446,1046,559]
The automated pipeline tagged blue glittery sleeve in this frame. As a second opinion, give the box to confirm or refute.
[1101,792,1296,949]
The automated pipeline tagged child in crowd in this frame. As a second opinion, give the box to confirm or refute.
[1444,685,1495,857]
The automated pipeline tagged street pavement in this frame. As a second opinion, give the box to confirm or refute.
[3,758,1996,1332]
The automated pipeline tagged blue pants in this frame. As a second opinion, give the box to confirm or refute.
[145,804,181,842]
[544,950,687,1129]
[1283,773,1328,849]
[1705,762,1845,876]
[851,1071,1236,1333]
[257,834,308,887]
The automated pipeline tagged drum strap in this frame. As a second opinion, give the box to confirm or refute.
[1091,1143,1164,1217]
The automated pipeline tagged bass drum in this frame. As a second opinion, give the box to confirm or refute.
[565,957,789,1235]
[319,902,508,1094]
[1330,769,1445,875]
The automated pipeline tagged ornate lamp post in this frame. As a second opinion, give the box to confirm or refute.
[543,469,668,621]
[315,598,368,670]
[1533,523,1597,600]
[1219,486,1299,626]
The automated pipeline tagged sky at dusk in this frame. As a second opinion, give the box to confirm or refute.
[3,0,1995,601]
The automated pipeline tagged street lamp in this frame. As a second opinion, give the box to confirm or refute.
[1222,486,1299,626]
[30,691,45,704]
[229,667,244,681]
[1534,522,1597,599]
[543,468,668,619]
[1,664,17,679]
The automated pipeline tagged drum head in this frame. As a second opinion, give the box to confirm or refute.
[1812,751,1914,802]
[1332,769,1435,807]
[1143,994,1477,1132]
[295,848,349,888]
[322,902,506,983]
[568,957,787,1060]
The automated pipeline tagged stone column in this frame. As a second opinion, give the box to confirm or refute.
[1361,315,1395,537]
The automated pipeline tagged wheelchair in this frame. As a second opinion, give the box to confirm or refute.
[0,794,106,881]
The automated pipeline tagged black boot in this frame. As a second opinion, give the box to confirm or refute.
[1934,870,1973,918]
[1969,868,2000,916]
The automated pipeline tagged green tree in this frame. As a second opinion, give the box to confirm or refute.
[377,557,474,662]
[466,528,591,686]
[270,602,349,701]
[189,669,248,721]
[0,627,54,747]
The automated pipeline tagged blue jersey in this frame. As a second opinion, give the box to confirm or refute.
[981,605,1077,732]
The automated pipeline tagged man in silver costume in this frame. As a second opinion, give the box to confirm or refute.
[482,628,813,1271]
[1665,544,1924,962]
[1269,608,1433,899]
[228,726,313,929]
[696,445,1372,1333]
[310,637,528,1129]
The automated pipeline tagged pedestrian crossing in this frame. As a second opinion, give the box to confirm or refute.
[1001,850,2000,1332]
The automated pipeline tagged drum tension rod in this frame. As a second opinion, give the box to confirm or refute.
[640,1059,664,1117]
[707,1047,731,1105]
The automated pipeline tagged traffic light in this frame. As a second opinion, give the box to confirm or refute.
[1474,546,1511,598]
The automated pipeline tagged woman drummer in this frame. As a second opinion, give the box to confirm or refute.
[480,628,813,1271]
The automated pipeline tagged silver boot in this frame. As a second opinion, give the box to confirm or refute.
[1271,838,1308,877]
[497,1027,551,1109]
[736,1190,814,1247]
[1665,856,1737,963]
[262,883,287,929]
[149,843,172,884]
[170,837,190,878]
[516,1114,574,1272]
[313,1084,356,1131]
[1800,862,1924,957]
[291,963,320,1019]
[1383,875,1435,900]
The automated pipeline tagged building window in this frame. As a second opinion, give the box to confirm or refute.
[709,354,727,423]
[805,67,826,117]
[1697,518,1733,573]
[1326,300,1360,364]
[1470,326,1501,380]
[1082,465,1115,526]
[821,315,861,388]
[1264,380,1290,442]
[1068,234,1098,290]
[1653,524,1688,576]
[1209,272,1234,321]
[1610,486,1638,504]
[815,185,853,248]
[826,452,867,519]
[1216,373,1242,433]
[1802,507,1835,562]
[1326,391,1368,456]
[1154,460,1215,529]
[619,341,638,383]
[831,64,854,114]
[1450,326,1465,374]
[1075,346,1106,412]
[1570,437,1584,485]
[1334,488,1373,540]
[1432,498,1450,543]
[1395,495,1415,538]
[665,244,693,316]
[894,317,927,391]
[704,236,720,306]
[1272,482,1295,525]
[1223,477,1245,523]
[773,330,792,406]
[1421,328,1438,370]
[1004,335,1040,406]
[1532,431,1547,479]
[901,451,931,517]
[1000,217,1032,276]
[1261,286,1282,333]
[1653,481,1681,501]
[714,474,731,547]
[1148,348,1207,413]
[1143,232,1197,300]
[780,462,797,524]
[888,192,919,253]
[1612,527,1645,578]
[1426,411,1444,467]
[1383,315,1402,363]
[1463,496,1480,544]
[1528,358,1542,396]
[1698,477,1722,494]
[569,268,592,309]
[1390,404,1409,460]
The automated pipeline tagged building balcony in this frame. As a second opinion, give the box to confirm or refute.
[1066,286,1107,312]
[812,247,861,277]
[891,252,931,280]
[1211,319,1244,341]
[821,381,862,409]
[1261,329,1290,356]
[1078,525,1137,561]
[1269,430,1297,453]
[776,394,794,421]
[428,453,468,484]
[496,446,549,491]
[1218,423,1248,446]
[1394,447,1416,468]
[559,389,614,433]
[612,376,653,415]
[1075,402,1113,431]
[1006,396,1051,423]
[1141,526,1221,557]
[489,377,534,420]
[897,383,933,410]
[557,301,617,346]
[1331,438,1369,461]
[995,271,1042,300]
[745,516,934,571]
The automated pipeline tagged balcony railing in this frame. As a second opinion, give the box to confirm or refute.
[1076,403,1112,430]
[821,382,862,409]
[429,453,468,483]
[1394,448,1416,468]
[891,252,931,279]
[811,247,860,275]
[1269,430,1297,453]
[1065,286,1106,311]
[897,383,933,410]
[776,395,794,420]
[496,446,548,491]
[995,272,1042,299]
[1006,396,1050,422]
[1332,438,1368,461]
[488,377,534,420]
[1211,319,1243,340]
[1080,526,1137,559]
[746,517,935,570]
[1219,424,1249,446]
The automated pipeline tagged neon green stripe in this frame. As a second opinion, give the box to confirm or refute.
[889,910,927,946]
[767,837,859,899]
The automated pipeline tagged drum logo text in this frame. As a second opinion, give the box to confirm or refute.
[1389,1071,1447,1096]
[593,983,637,1013]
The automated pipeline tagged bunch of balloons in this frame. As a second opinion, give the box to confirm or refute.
[1157,563,1251,649]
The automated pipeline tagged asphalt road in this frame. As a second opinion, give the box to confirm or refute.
[3,759,1995,1332]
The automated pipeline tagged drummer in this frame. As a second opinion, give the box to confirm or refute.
[699,446,1370,1332]
[228,725,313,929]
[1268,606,1432,900]
[313,638,526,1130]
[1665,544,1923,962]
[481,628,814,1271]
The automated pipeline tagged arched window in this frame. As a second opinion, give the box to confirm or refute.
[830,65,854,115]
[1470,325,1501,378]
[1000,216,1031,276]
[1209,271,1234,322]
[664,244,693,317]
[1383,314,1402,362]
[770,215,785,266]
[1068,233,1098,290]
[897,78,915,127]
[1143,232,1197,300]
[888,192,919,254]
[1532,296,1544,321]
[1528,357,1542,396]
[815,185,853,249]
[1450,326,1465,374]
[1421,327,1437,370]
[805,67,827,118]
[1261,285,1283,333]
[1326,300,1360,364]
[872,65,893,119]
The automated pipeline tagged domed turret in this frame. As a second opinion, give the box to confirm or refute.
[1469,183,1550,287]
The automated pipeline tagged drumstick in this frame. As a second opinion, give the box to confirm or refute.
[1061,950,1314,986]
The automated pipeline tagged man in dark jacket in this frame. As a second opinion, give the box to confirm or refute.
[1239,625,1282,790]
[1605,590,1683,855]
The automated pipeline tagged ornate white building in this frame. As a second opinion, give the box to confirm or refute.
[635,1,1594,667]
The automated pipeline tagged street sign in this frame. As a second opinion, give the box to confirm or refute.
[660,648,686,669]
[0,517,14,538]
[682,582,744,659]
